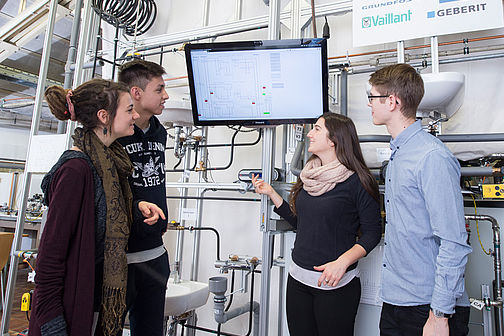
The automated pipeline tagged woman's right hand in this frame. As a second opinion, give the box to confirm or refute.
[251,174,274,196]
[252,174,284,208]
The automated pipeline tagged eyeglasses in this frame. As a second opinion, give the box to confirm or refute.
[367,95,389,103]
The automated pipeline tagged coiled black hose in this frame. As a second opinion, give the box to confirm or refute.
[91,0,157,36]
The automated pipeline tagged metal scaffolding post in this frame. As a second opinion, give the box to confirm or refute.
[258,1,281,335]
[0,0,59,334]
[0,0,95,333]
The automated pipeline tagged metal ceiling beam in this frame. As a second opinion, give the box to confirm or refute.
[0,0,71,62]
[0,64,62,88]
[111,1,352,53]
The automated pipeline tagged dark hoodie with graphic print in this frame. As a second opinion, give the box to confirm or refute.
[118,116,167,253]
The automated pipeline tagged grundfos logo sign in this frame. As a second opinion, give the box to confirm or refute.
[362,0,413,11]
[427,1,488,18]
[362,10,412,28]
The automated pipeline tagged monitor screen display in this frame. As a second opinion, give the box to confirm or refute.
[185,39,328,126]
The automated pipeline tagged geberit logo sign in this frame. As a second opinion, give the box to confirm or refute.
[362,9,412,28]
[427,1,487,18]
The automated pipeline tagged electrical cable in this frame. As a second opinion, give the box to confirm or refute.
[204,129,240,171]
[225,270,235,312]
[226,125,256,133]
[173,158,182,170]
[23,257,35,272]
[25,209,44,222]
[471,194,491,255]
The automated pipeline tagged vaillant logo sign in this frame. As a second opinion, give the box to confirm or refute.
[427,0,488,18]
[362,9,412,28]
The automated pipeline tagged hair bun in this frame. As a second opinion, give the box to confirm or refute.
[44,85,71,121]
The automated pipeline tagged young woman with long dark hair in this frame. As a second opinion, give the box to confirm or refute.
[252,112,381,336]
[29,79,165,336]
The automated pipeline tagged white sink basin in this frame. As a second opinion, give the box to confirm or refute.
[159,100,194,126]
[164,278,209,316]
[418,72,465,119]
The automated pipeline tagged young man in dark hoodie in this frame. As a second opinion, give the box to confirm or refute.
[117,59,170,336]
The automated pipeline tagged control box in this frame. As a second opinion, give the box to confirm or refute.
[482,184,504,198]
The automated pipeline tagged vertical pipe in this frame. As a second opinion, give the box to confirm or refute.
[277,233,285,336]
[340,68,348,116]
[91,8,103,79]
[18,0,27,13]
[492,223,503,336]
[431,36,439,73]
[190,127,209,281]
[284,0,302,183]
[7,172,19,212]
[202,0,210,26]
[397,41,405,63]
[59,0,84,134]
[290,0,301,37]
[111,21,119,79]
[234,0,242,21]
[330,73,338,106]
[174,128,192,283]
[281,125,288,175]
[0,0,58,333]
[482,284,493,336]
[310,0,317,38]
[259,127,276,336]
[465,214,503,336]
[66,0,95,150]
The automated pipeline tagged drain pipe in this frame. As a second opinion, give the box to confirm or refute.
[464,214,503,336]
[216,301,260,336]
[208,274,260,336]
[289,140,304,177]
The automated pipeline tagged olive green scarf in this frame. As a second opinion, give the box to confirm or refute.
[73,128,132,336]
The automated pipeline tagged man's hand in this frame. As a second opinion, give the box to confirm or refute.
[138,201,166,225]
[423,310,449,336]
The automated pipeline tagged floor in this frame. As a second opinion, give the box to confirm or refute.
[0,266,33,335]
[1,266,133,336]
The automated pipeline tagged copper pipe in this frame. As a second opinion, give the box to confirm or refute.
[328,34,504,60]
[164,75,188,81]
[1,96,35,102]
[310,0,317,38]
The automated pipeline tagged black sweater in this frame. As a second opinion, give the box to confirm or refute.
[118,116,168,253]
[274,173,381,272]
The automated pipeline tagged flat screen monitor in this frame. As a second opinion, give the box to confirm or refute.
[184,38,328,126]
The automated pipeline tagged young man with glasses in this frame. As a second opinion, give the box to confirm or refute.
[368,63,472,336]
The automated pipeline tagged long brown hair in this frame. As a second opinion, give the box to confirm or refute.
[289,113,379,214]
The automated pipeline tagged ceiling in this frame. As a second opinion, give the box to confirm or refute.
[0,0,75,131]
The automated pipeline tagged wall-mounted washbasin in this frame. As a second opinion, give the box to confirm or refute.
[417,72,465,119]
[164,278,209,317]
[159,99,194,127]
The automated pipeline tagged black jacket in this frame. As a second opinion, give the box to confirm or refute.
[118,116,168,253]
